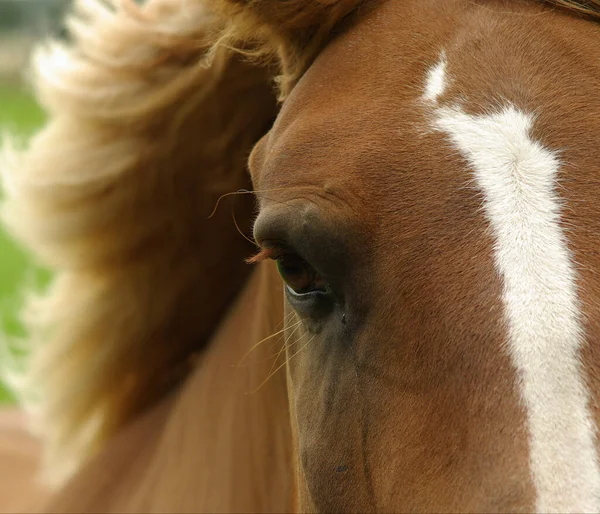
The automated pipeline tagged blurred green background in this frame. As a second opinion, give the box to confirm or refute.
[0,0,69,404]
[0,84,46,404]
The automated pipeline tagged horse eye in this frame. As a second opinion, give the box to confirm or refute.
[275,253,327,295]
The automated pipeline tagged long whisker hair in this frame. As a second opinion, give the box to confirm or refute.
[247,331,317,395]
[234,314,302,369]
[264,316,303,376]
[208,185,321,220]
[235,317,301,367]
[231,207,256,246]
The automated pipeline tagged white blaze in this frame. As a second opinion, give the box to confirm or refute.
[423,51,447,103]
[423,56,600,512]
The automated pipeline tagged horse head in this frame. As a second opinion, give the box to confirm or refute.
[4,0,600,512]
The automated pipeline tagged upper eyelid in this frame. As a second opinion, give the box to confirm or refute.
[262,240,297,256]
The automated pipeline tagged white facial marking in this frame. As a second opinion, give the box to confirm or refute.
[424,60,600,512]
[423,51,447,103]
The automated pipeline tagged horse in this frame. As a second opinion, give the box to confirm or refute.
[2,0,600,511]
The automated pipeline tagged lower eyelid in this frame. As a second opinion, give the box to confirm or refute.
[286,285,328,300]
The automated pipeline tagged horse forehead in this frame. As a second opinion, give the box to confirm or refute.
[251,0,600,197]
[250,0,475,189]
[250,9,421,190]
[250,109,384,194]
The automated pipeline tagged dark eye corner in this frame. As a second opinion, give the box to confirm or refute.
[246,243,329,297]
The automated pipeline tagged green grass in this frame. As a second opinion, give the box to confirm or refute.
[0,83,47,404]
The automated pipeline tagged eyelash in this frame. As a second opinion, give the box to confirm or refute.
[247,243,328,297]
[245,244,283,264]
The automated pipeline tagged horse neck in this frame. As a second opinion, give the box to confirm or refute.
[42,263,295,513]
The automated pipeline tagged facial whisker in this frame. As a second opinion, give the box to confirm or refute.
[247,332,317,395]
[231,209,255,245]
[275,311,296,330]
[265,321,303,376]
[235,319,302,367]
[208,186,307,219]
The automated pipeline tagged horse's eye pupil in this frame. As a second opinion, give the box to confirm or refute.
[276,255,323,295]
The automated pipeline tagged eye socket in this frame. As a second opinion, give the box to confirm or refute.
[275,252,327,296]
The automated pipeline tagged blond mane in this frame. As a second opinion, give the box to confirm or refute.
[1,0,267,486]
[546,0,600,18]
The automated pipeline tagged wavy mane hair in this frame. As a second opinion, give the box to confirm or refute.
[1,0,599,487]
